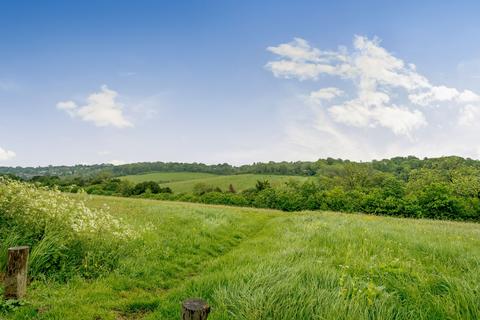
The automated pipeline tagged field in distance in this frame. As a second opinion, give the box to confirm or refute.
[120,171,218,184]
[11,195,480,319]
[121,172,309,193]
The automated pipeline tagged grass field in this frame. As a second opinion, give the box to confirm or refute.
[5,195,480,319]
[121,171,218,184]
[122,172,309,193]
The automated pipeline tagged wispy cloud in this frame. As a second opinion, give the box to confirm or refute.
[0,146,16,161]
[57,85,133,128]
[266,36,480,136]
[264,35,480,160]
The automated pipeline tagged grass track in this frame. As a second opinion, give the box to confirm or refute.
[6,196,480,319]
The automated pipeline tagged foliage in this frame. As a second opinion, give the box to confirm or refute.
[3,197,480,319]
[193,183,222,196]
[0,178,133,280]
[131,181,172,195]
[255,179,271,191]
[9,156,480,221]
[0,299,25,314]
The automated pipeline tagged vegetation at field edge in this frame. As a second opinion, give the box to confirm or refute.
[17,156,480,222]
[2,193,479,319]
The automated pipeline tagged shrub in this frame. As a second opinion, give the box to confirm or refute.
[273,188,305,211]
[255,180,271,192]
[199,192,249,206]
[253,188,278,208]
[193,183,222,196]
[132,181,162,195]
[0,178,133,280]
[416,183,465,220]
[323,186,350,212]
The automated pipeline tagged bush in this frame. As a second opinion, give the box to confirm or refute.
[132,181,161,195]
[253,188,278,208]
[199,192,249,206]
[323,186,350,212]
[0,178,133,280]
[416,183,465,220]
[193,183,222,196]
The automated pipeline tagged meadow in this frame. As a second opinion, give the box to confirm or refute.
[121,172,308,193]
[2,189,480,319]
[121,172,218,184]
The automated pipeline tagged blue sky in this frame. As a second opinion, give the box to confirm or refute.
[2,1,480,166]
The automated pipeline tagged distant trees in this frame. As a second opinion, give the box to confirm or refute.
[12,156,480,222]
[131,181,172,195]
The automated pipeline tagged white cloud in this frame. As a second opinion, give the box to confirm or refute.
[408,86,480,106]
[0,147,16,161]
[260,35,480,162]
[352,36,430,91]
[266,35,480,137]
[458,104,480,126]
[265,38,353,81]
[56,85,133,128]
[458,90,480,103]
[309,87,344,103]
[329,101,426,136]
[267,38,322,62]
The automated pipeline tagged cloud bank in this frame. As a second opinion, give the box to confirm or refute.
[57,85,133,128]
[265,36,480,160]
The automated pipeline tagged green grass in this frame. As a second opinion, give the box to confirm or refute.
[5,196,480,319]
[123,173,308,193]
[121,171,218,184]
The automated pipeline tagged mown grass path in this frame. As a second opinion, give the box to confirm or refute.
[7,196,480,319]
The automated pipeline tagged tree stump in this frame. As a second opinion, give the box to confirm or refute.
[181,298,210,320]
[4,246,29,300]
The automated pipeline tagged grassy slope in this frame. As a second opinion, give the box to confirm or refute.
[120,171,218,184]
[122,172,308,193]
[7,196,480,320]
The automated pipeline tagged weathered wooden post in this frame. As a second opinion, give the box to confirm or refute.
[181,298,210,320]
[4,246,29,300]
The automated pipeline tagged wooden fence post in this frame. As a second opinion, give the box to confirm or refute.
[4,246,29,300]
[181,298,210,320]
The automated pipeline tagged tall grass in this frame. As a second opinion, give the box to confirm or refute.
[3,195,480,319]
[0,178,133,280]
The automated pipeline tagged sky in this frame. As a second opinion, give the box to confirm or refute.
[2,1,480,167]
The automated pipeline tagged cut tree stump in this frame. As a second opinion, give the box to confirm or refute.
[4,246,29,300]
[181,298,210,320]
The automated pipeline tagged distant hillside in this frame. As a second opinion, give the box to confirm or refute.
[0,164,113,179]
[121,172,309,193]
[121,171,218,184]
[3,155,480,180]
[8,155,480,221]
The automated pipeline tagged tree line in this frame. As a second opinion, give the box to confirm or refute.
[3,156,480,221]
[4,155,480,179]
